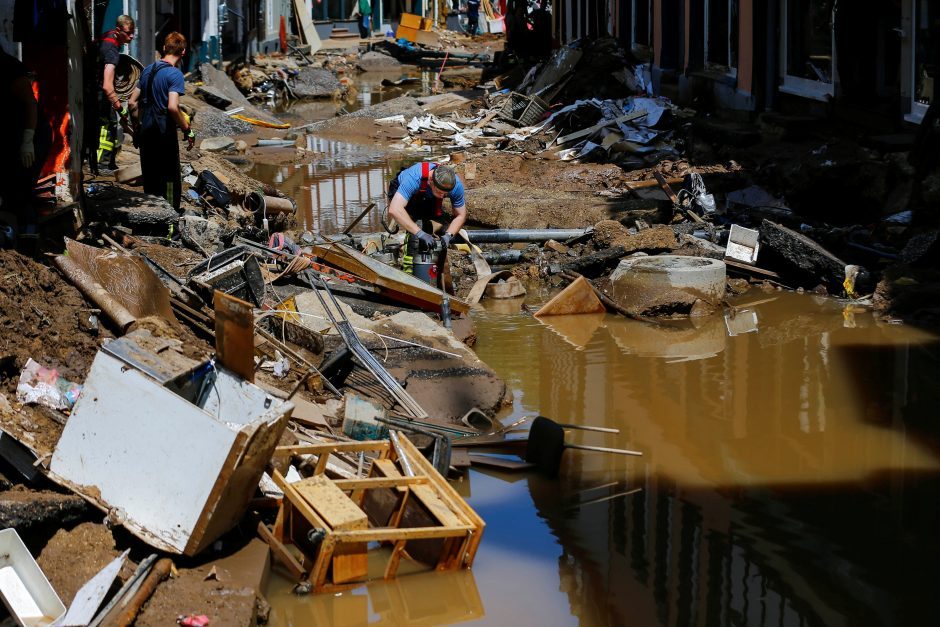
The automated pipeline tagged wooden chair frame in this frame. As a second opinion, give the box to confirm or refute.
[267,435,485,593]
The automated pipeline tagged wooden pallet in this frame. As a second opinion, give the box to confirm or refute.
[267,435,484,592]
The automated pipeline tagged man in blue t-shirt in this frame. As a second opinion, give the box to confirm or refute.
[128,31,195,211]
[387,161,467,270]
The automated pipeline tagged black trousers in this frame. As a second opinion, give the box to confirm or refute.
[139,125,182,211]
[468,13,479,35]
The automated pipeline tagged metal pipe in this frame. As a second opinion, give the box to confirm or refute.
[465,228,591,243]
[482,249,524,265]
[243,191,297,217]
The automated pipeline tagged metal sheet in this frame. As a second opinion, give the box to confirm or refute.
[49,344,292,555]
[59,550,128,626]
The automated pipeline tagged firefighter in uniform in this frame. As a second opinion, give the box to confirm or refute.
[386,162,467,276]
[97,15,135,171]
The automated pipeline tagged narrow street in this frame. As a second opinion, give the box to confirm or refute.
[1,1,940,626]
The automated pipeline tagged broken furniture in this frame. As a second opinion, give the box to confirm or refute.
[188,246,266,307]
[48,333,294,555]
[525,416,642,477]
[267,435,484,593]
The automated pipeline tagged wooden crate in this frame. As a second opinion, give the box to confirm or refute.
[267,436,485,592]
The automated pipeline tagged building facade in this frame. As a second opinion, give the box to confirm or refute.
[553,0,937,128]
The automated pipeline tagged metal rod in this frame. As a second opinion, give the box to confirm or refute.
[568,488,643,510]
[389,431,415,477]
[557,423,620,434]
[307,274,427,418]
[564,443,643,456]
[342,202,377,235]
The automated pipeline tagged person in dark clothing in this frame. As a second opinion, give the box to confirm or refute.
[466,0,481,36]
[0,50,51,239]
[358,0,372,39]
[128,32,195,212]
[97,14,135,171]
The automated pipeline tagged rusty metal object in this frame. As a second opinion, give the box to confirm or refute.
[113,558,173,627]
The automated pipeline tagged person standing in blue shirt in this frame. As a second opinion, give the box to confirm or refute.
[128,32,195,211]
[386,162,467,276]
[466,0,481,36]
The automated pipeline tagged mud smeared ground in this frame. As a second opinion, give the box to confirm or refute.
[37,522,130,606]
[0,250,104,384]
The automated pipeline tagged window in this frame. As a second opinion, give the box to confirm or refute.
[781,0,835,100]
[633,0,651,49]
[914,0,936,108]
[705,0,738,70]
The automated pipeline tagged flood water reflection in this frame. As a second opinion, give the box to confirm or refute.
[250,141,418,236]
[263,272,940,624]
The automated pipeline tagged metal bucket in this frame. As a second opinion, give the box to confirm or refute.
[412,249,439,285]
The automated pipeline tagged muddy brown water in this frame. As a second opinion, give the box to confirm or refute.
[261,283,940,626]
[251,125,940,625]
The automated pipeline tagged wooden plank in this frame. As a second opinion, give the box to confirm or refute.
[313,243,470,314]
[213,291,254,382]
[384,540,407,580]
[332,526,474,542]
[624,176,684,191]
[292,0,322,52]
[556,110,647,145]
[410,484,462,528]
[332,541,368,584]
[653,171,680,204]
[534,276,607,317]
[277,441,390,456]
[257,522,308,581]
[474,110,500,129]
[293,476,368,532]
[333,476,429,490]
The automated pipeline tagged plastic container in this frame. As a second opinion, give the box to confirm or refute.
[0,529,66,626]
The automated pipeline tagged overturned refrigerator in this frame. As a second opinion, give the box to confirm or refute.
[48,334,293,556]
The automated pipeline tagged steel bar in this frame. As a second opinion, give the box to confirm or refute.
[307,274,427,418]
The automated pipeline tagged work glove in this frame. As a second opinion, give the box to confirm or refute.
[185,128,196,151]
[118,105,129,119]
[440,232,454,248]
[415,230,436,250]
[20,129,34,168]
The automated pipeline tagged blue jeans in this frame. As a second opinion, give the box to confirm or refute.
[359,14,371,38]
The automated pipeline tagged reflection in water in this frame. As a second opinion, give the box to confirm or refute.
[250,142,418,236]
[472,290,940,626]
[266,288,940,626]
[267,569,484,626]
[607,315,726,362]
[537,313,606,350]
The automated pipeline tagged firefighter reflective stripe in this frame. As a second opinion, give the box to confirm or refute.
[401,232,414,274]
[97,123,115,163]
